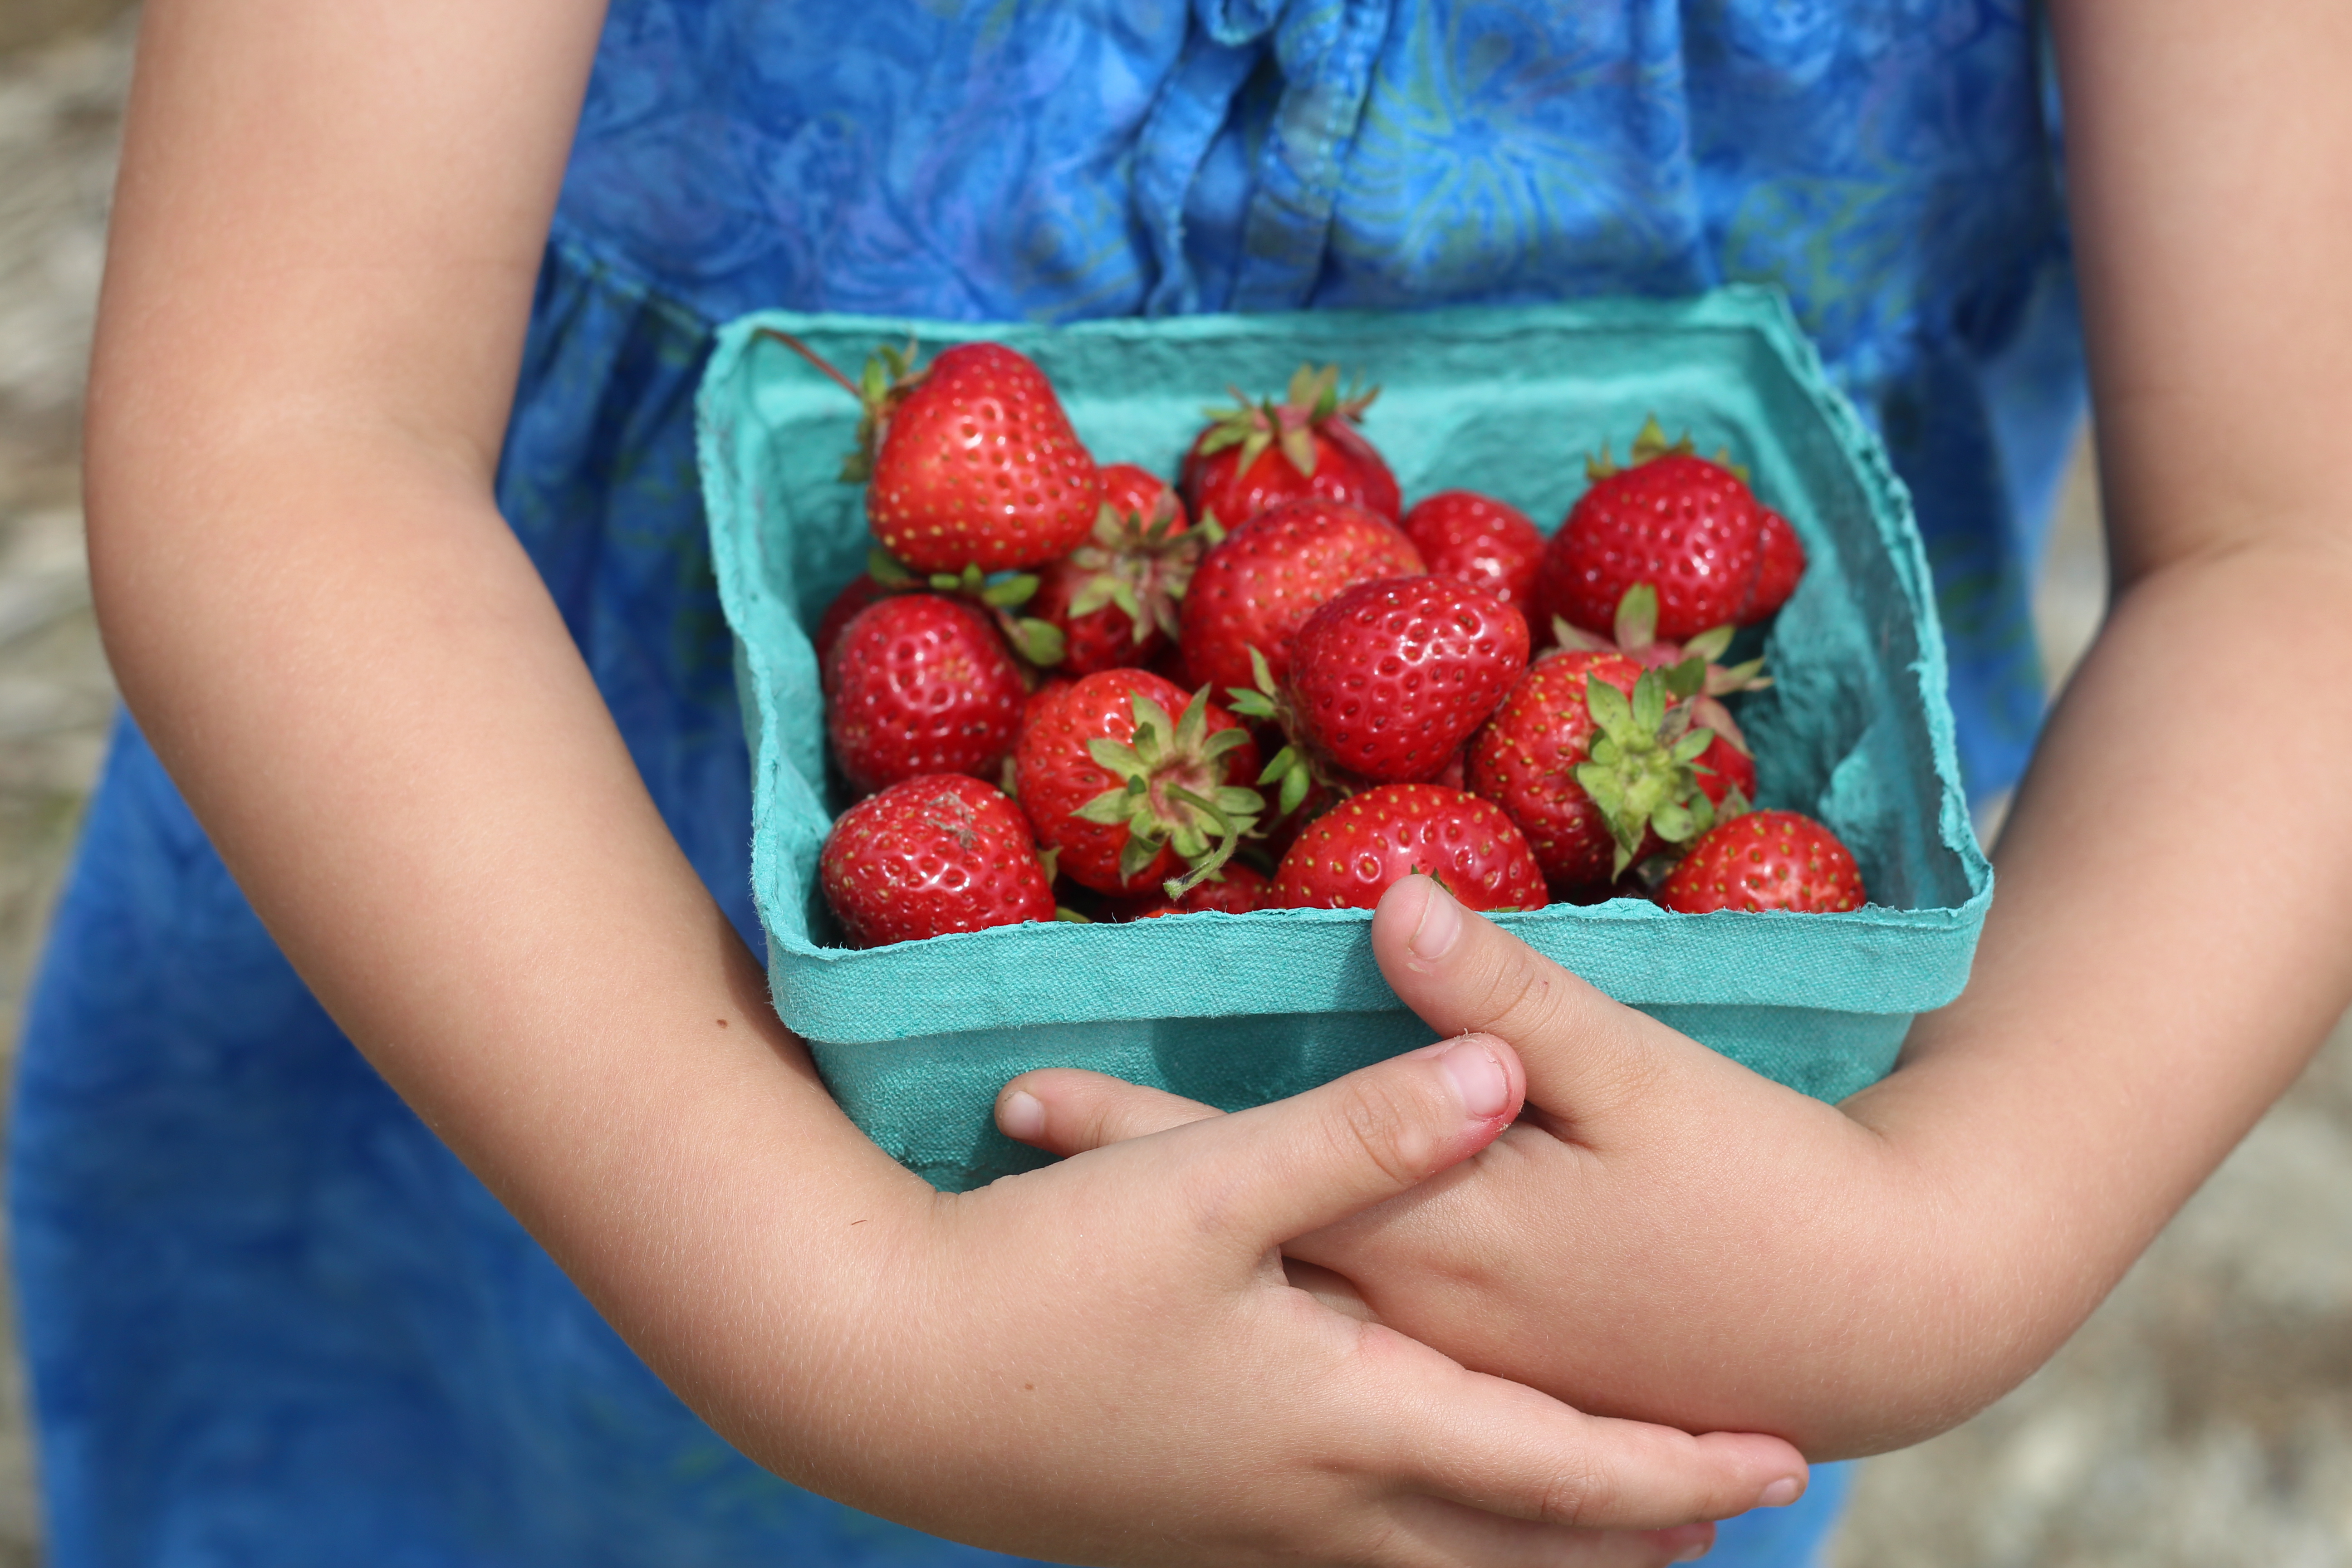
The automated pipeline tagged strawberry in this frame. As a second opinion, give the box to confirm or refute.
[1014,669,1263,897]
[1657,809,1865,914]
[1742,507,1806,622]
[1465,650,1721,895]
[1029,463,1210,677]
[1272,784,1544,912]
[761,331,1102,574]
[1278,575,1529,784]
[1538,419,1766,643]
[1177,498,1425,695]
[1693,732,1757,812]
[1121,862,1274,919]
[820,774,1058,946]
[1400,490,1545,620]
[1181,364,1401,527]
[814,573,899,693]
[826,594,1027,794]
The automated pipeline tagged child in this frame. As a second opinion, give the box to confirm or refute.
[19,2,2348,1566]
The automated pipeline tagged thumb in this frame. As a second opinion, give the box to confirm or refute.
[1117,1033,1527,1250]
[1372,875,1735,1136]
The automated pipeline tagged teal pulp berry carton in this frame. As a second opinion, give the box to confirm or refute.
[697,289,1992,1192]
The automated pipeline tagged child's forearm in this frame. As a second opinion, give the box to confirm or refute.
[1833,543,2352,1433]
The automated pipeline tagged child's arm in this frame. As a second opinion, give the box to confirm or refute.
[998,0,2352,1460]
[85,0,1807,1558]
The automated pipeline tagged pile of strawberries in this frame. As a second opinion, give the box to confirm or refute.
[782,333,1868,948]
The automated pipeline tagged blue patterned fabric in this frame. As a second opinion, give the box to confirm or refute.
[16,1,2071,1561]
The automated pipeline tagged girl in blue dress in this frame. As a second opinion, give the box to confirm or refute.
[19,3,2352,1565]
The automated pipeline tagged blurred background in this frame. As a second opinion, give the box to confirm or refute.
[1,6,2348,1564]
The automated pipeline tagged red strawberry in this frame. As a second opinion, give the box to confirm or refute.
[761,331,1102,574]
[1029,463,1209,677]
[1658,809,1865,914]
[1539,420,1765,643]
[826,594,1027,794]
[1282,575,1529,784]
[1122,862,1273,919]
[1273,784,1544,912]
[1181,364,1401,527]
[1742,507,1806,622]
[820,774,1057,946]
[1401,490,1545,619]
[1694,731,1757,811]
[814,574,899,693]
[1177,498,1425,695]
[1014,669,1263,897]
[1465,650,1721,895]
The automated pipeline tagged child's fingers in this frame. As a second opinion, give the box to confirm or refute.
[1370,876,1727,1131]
[1138,1032,1528,1249]
[994,1068,1220,1153]
[1346,1344,1808,1539]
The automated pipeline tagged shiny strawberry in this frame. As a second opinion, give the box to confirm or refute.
[1742,507,1806,622]
[1281,575,1529,784]
[1121,862,1274,920]
[1273,784,1544,912]
[820,774,1057,946]
[1029,463,1209,677]
[1538,419,1766,643]
[1181,364,1401,527]
[1177,498,1425,695]
[813,574,903,694]
[761,330,1101,574]
[1401,490,1545,620]
[1465,650,1720,895]
[1658,809,1865,914]
[1014,669,1263,897]
[826,594,1026,794]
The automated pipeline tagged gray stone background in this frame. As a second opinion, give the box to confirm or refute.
[0,8,2346,1563]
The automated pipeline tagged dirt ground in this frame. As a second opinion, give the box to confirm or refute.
[1,11,2348,1565]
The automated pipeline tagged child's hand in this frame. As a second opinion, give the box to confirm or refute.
[728,1033,1805,1568]
[1000,876,1953,1460]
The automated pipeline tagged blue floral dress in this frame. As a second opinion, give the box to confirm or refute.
[12,3,2078,1563]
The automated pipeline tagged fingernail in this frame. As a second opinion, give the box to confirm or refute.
[1438,1038,1509,1119]
[998,1089,1045,1140]
[1407,878,1461,962]
[1757,1475,1804,1508]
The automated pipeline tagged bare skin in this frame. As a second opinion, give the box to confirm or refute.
[77,0,1805,1563]
[1000,0,2352,1461]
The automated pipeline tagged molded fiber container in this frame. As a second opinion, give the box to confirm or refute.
[698,289,1991,1192]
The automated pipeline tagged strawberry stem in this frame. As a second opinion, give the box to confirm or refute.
[754,328,863,401]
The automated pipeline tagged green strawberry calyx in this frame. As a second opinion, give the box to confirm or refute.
[1195,363,1379,480]
[1061,492,1221,646]
[868,549,1067,668]
[1226,643,1365,819]
[1573,667,1721,877]
[1552,583,1770,758]
[1584,415,1752,485]
[1071,686,1266,899]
